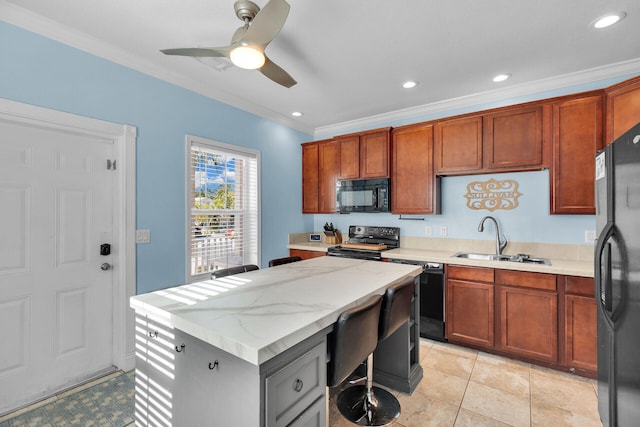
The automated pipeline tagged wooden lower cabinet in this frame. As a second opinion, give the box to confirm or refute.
[563,276,597,374]
[447,279,494,348]
[446,266,495,349]
[446,266,595,376]
[289,249,326,260]
[498,285,558,363]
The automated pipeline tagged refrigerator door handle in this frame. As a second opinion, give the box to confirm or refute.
[595,222,615,324]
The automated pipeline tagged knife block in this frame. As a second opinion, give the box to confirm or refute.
[325,231,341,245]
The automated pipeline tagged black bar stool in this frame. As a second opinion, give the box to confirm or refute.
[211,264,259,279]
[268,256,302,267]
[336,277,415,426]
[327,295,383,392]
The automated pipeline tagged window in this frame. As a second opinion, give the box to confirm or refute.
[187,135,260,281]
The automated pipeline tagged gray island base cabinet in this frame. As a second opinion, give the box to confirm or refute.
[135,313,327,426]
[130,257,422,426]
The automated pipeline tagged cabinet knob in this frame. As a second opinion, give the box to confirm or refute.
[292,378,303,392]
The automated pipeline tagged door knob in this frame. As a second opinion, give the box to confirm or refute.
[100,263,112,271]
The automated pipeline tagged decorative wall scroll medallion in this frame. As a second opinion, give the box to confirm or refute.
[465,178,521,211]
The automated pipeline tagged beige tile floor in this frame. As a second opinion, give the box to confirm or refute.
[329,338,603,427]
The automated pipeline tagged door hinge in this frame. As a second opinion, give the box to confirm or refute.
[106,159,117,170]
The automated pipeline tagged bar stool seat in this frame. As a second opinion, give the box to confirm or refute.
[327,295,383,390]
[211,264,259,279]
[336,277,415,426]
[268,256,302,267]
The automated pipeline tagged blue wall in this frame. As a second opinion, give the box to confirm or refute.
[0,21,313,294]
[313,170,595,244]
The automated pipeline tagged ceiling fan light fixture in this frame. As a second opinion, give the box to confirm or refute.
[230,46,265,69]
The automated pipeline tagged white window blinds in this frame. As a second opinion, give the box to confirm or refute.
[188,135,260,281]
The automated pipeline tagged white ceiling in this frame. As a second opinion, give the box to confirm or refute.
[2,0,640,136]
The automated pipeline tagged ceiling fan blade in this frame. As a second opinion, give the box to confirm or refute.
[260,55,296,88]
[160,47,231,58]
[242,0,290,46]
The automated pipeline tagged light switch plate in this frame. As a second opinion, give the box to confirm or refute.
[439,226,448,237]
[136,229,150,244]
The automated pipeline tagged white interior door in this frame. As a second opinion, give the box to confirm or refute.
[0,119,115,413]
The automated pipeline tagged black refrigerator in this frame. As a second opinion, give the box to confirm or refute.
[595,121,640,427]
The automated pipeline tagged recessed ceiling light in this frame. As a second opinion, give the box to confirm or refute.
[402,81,418,89]
[492,73,511,83]
[592,12,626,29]
[291,111,303,117]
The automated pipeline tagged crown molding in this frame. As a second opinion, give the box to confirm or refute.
[0,2,314,135]
[314,58,640,138]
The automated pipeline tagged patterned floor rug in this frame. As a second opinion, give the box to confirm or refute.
[0,371,135,427]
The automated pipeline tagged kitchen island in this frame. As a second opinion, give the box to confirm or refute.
[130,256,422,426]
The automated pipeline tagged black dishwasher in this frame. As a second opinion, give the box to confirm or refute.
[388,258,446,342]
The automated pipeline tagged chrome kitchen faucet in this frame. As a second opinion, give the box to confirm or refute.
[478,216,508,255]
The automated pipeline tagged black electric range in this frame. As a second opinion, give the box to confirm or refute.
[327,225,400,261]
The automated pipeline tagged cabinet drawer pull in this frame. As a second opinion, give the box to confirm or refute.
[175,344,185,352]
[209,360,219,370]
[148,330,158,338]
[293,378,303,392]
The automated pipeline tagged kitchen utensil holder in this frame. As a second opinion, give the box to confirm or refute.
[326,232,341,244]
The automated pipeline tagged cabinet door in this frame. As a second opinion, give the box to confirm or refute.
[391,124,438,214]
[301,143,319,213]
[318,140,338,213]
[483,105,543,170]
[606,75,640,143]
[360,129,390,178]
[337,135,360,180]
[289,249,326,260]
[565,294,597,372]
[550,95,604,214]
[446,279,494,348]
[172,329,261,426]
[499,286,558,363]
[434,116,483,174]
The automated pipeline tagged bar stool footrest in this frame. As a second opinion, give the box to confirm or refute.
[336,385,400,426]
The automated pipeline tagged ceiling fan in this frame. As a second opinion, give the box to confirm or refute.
[161,0,296,88]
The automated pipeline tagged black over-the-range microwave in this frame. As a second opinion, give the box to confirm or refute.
[336,178,390,213]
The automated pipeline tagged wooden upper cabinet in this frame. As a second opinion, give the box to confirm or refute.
[434,116,483,174]
[391,124,440,214]
[301,142,319,213]
[318,139,338,213]
[336,135,360,179]
[483,105,543,170]
[301,139,337,214]
[549,94,604,214]
[337,128,391,180]
[606,75,640,144]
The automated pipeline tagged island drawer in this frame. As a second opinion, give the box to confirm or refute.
[265,340,326,427]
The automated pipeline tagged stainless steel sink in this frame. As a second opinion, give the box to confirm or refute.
[452,252,551,265]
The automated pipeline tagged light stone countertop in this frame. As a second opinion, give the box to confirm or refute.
[383,248,594,278]
[130,256,421,366]
[287,234,594,278]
